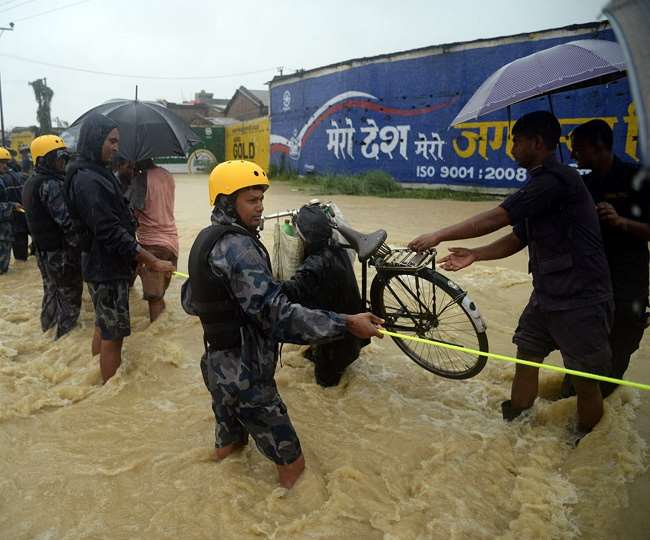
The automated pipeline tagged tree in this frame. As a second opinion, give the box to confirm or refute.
[29,78,54,132]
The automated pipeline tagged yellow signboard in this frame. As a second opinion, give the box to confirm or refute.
[10,130,36,153]
[225,117,269,172]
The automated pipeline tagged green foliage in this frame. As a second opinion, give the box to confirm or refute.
[272,170,498,201]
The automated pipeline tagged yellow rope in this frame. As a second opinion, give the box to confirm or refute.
[170,270,648,391]
[379,329,650,392]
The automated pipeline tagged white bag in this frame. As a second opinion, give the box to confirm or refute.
[272,221,304,280]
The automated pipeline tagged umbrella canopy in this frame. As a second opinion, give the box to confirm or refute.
[63,99,202,162]
[450,39,627,127]
[605,0,650,165]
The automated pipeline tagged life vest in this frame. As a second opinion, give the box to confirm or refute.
[187,223,270,350]
[22,172,65,251]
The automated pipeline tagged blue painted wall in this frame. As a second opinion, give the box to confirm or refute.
[270,27,637,190]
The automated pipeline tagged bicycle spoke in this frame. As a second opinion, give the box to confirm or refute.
[375,269,487,379]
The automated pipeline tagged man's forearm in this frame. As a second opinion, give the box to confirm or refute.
[436,207,511,242]
[135,246,157,265]
[618,218,650,241]
[473,233,525,261]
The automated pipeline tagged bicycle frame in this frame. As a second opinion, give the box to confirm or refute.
[263,201,437,308]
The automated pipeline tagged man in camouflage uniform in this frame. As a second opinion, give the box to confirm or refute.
[2,166,29,261]
[22,135,82,338]
[182,160,383,489]
[0,148,23,274]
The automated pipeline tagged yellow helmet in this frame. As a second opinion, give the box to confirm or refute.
[208,160,269,205]
[31,134,66,162]
[0,147,11,161]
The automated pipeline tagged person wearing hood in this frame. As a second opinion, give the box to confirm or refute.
[65,113,175,383]
[0,147,24,274]
[281,204,369,386]
[181,160,383,489]
[22,135,82,338]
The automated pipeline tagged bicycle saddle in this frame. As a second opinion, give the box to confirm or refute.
[336,222,387,262]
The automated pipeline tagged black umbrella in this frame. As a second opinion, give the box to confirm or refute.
[63,99,202,162]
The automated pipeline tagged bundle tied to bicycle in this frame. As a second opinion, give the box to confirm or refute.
[264,200,490,380]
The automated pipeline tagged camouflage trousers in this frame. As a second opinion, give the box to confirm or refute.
[88,280,131,341]
[0,241,10,274]
[36,247,83,339]
[200,348,302,465]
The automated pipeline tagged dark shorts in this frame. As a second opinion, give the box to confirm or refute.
[138,245,177,300]
[513,300,613,375]
[88,280,131,341]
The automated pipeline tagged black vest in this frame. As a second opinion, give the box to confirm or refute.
[3,171,23,204]
[22,172,64,251]
[188,223,270,350]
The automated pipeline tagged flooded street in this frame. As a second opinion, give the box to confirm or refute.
[0,175,648,539]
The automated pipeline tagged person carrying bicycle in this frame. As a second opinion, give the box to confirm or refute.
[281,203,369,387]
[181,160,383,489]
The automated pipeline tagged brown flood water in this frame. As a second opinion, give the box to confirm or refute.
[0,175,648,539]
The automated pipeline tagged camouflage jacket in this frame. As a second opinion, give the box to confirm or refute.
[183,208,347,382]
[38,176,80,249]
[0,176,17,242]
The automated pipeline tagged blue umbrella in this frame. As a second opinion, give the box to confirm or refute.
[450,39,627,127]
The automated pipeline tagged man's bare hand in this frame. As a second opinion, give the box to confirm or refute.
[149,259,175,274]
[408,232,441,253]
[596,202,622,227]
[346,312,384,339]
[438,247,477,271]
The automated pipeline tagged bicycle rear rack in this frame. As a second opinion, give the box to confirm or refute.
[373,246,436,272]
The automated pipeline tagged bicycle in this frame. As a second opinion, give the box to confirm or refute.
[264,201,489,379]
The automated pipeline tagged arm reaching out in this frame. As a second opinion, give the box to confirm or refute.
[408,207,511,253]
[438,232,525,271]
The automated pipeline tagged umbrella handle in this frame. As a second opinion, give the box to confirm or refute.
[546,94,565,163]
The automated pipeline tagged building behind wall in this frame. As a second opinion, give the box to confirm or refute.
[225,86,269,121]
[268,21,638,193]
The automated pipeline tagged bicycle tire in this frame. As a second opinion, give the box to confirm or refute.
[370,267,488,379]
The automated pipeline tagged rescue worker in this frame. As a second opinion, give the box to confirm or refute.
[65,113,175,383]
[281,203,369,386]
[569,119,650,397]
[22,135,82,338]
[8,148,22,172]
[181,160,383,489]
[3,163,29,261]
[19,144,33,175]
[409,111,613,441]
[0,147,23,273]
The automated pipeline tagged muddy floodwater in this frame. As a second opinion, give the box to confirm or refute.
[1,176,648,539]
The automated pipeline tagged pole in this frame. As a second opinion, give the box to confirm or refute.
[0,24,15,147]
[547,94,565,163]
[135,85,138,102]
[0,72,5,147]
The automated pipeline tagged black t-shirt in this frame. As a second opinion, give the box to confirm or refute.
[501,156,612,311]
[582,156,649,303]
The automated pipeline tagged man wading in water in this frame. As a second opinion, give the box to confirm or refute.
[182,160,383,488]
[66,113,175,383]
[410,111,613,442]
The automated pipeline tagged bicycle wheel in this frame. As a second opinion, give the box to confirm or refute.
[370,268,488,379]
